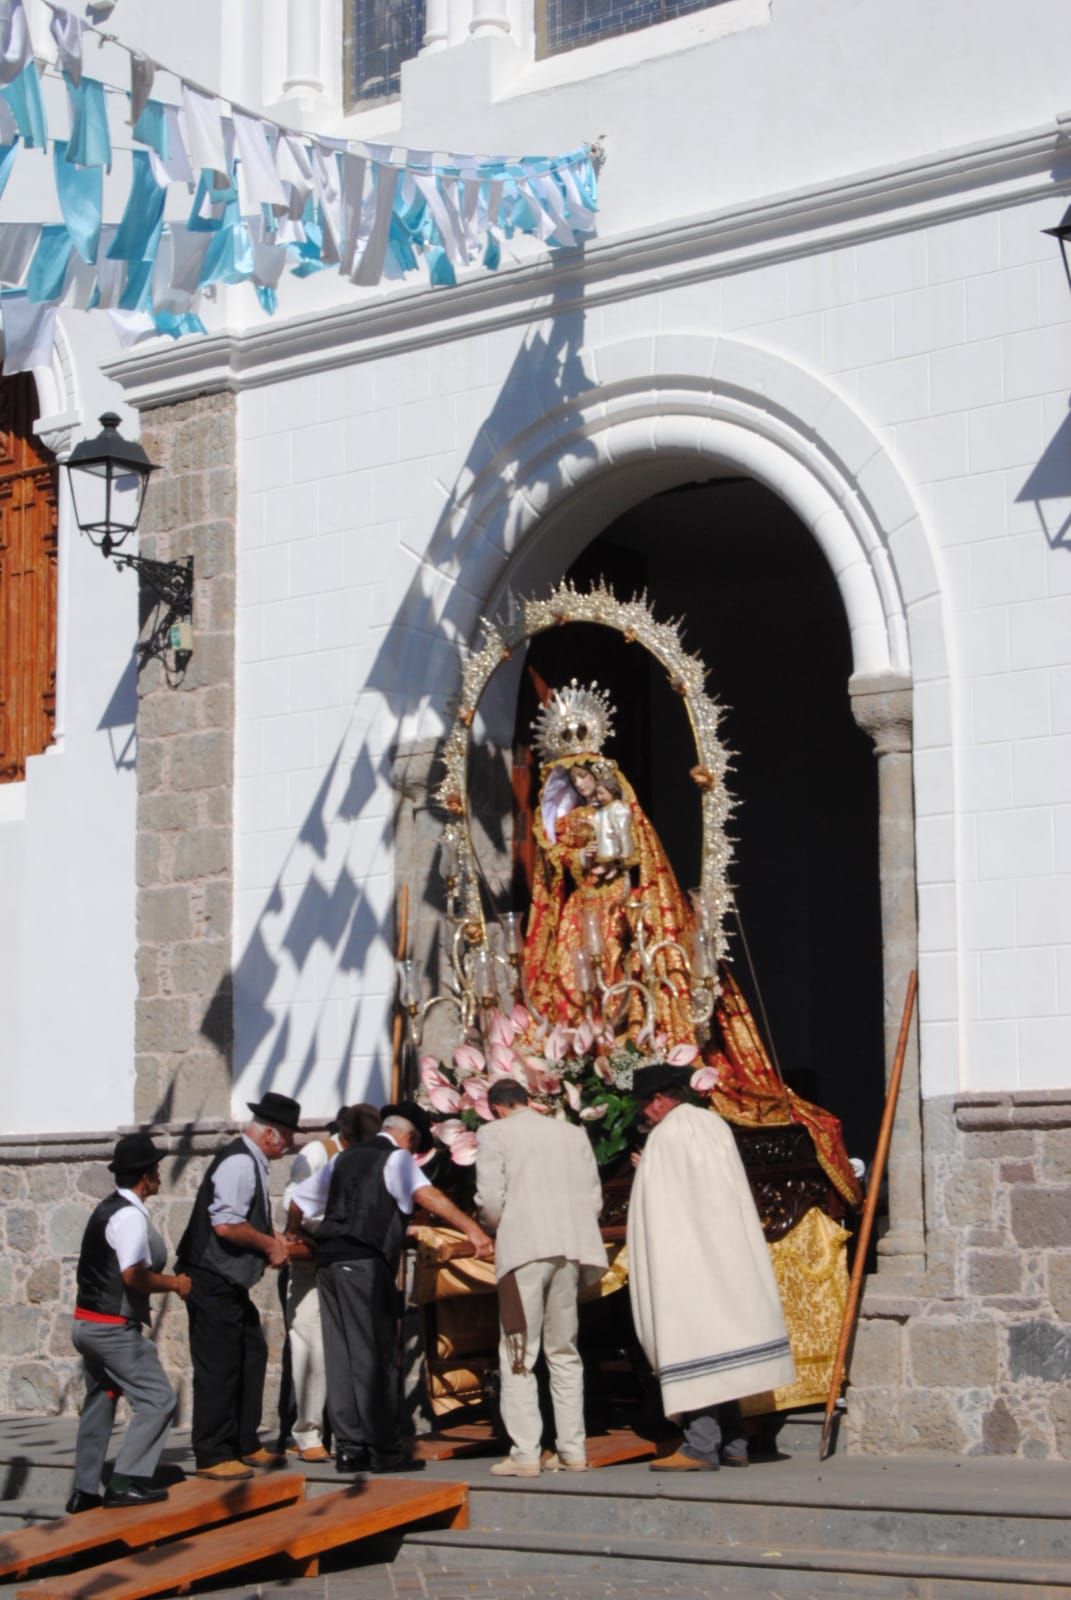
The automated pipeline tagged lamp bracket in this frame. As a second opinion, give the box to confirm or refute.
[110,552,195,673]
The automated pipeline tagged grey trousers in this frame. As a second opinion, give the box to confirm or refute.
[71,1319,177,1493]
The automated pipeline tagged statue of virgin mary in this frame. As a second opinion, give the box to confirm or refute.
[522,680,697,1046]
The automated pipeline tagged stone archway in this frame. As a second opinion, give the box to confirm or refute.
[393,334,952,1280]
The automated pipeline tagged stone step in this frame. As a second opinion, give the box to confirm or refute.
[400,1526,1071,1597]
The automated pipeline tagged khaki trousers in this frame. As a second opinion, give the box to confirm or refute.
[498,1256,584,1466]
[286,1263,327,1451]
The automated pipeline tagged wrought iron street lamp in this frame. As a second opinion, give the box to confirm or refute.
[66,412,194,671]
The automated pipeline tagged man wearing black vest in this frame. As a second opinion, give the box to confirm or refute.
[290,1104,493,1473]
[176,1092,300,1481]
[68,1132,191,1514]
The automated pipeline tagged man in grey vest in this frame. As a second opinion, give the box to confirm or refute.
[68,1132,191,1513]
[176,1092,300,1481]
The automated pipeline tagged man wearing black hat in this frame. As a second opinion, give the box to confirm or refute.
[176,1092,301,1482]
[627,1065,794,1471]
[290,1101,493,1473]
[67,1132,191,1514]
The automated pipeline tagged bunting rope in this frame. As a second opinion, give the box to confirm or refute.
[0,0,600,372]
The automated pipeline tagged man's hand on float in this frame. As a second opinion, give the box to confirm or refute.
[471,1232,495,1262]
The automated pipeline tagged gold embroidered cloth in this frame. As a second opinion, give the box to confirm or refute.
[740,1204,850,1414]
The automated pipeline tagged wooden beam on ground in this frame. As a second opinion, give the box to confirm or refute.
[17,1479,469,1600]
[584,1429,660,1468]
[414,1422,500,1461]
[0,1474,305,1582]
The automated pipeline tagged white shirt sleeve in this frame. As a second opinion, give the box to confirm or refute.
[384,1148,425,1215]
[105,1205,151,1273]
[291,1152,336,1220]
[208,1151,258,1227]
[283,1138,330,1213]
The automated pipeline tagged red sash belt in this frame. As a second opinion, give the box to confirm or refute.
[74,1306,129,1326]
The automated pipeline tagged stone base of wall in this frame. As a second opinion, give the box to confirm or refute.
[847,1091,1071,1458]
[0,1123,323,1425]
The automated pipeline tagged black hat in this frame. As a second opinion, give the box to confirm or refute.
[326,1104,348,1135]
[631,1064,694,1103]
[247,1092,302,1131]
[381,1100,435,1155]
[108,1131,166,1175]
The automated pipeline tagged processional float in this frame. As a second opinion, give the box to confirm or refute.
[399,581,864,1432]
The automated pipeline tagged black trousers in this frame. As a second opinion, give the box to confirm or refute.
[186,1267,267,1468]
[318,1257,401,1462]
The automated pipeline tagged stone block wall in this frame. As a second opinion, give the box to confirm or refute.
[0,1125,296,1422]
[134,392,237,1126]
[847,1091,1071,1457]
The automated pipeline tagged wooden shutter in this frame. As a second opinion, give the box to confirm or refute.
[0,375,58,783]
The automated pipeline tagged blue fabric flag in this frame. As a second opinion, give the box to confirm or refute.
[1,62,46,150]
[482,230,500,272]
[254,284,277,316]
[65,75,111,170]
[107,150,166,262]
[119,254,154,311]
[131,98,169,160]
[153,310,207,338]
[0,140,18,205]
[27,226,72,302]
[53,139,101,264]
[425,245,455,288]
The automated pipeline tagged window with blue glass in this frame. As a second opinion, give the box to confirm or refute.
[539,0,725,56]
[345,0,426,105]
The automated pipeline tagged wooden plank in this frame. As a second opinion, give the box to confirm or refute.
[0,1474,305,1582]
[413,1422,500,1461]
[584,1429,660,1468]
[17,1480,469,1600]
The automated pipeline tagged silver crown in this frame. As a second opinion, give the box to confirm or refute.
[531,679,616,763]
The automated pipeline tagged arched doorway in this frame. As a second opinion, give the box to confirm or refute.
[510,478,884,1160]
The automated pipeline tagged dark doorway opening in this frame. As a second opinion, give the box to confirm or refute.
[514,478,885,1160]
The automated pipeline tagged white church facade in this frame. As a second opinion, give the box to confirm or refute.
[1,0,1069,1457]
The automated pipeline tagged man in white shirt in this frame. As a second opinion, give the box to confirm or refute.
[475,1080,607,1477]
[68,1132,191,1513]
[291,1105,493,1474]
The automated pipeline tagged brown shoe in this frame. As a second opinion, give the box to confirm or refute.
[241,1448,287,1468]
[649,1449,717,1472]
[293,1445,330,1463]
[197,1460,255,1481]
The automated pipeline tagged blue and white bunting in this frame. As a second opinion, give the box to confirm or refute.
[0,0,600,371]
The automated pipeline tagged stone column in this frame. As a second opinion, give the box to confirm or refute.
[421,0,450,53]
[850,670,925,1277]
[469,0,512,36]
[283,0,325,96]
[134,394,237,1126]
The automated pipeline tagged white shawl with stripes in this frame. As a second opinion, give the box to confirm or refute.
[627,1103,795,1418]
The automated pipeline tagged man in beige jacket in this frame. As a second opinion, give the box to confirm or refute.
[475,1080,607,1477]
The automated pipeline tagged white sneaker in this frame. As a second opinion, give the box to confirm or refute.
[542,1451,589,1472]
[490,1457,540,1477]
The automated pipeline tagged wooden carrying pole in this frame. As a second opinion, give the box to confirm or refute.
[389,883,410,1104]
[819,969,918,1459]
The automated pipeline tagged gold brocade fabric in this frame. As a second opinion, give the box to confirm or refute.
[708,968,863,1209]
[740,1205,851,1415]
[523,759,697,1045]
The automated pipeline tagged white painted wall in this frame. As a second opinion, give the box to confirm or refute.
[0,319,140,1134]
[10,0,1065,1127]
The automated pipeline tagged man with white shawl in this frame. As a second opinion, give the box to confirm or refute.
[627,1065,795,1470]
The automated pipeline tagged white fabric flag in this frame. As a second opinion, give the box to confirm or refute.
[276,132,312,219]
[106,308,158,348]
[0,0,31,87]
[337,151,367,276]
[92,227,125,308]
[352,165,398,287]
[310,141,342,263]
[180,83,227,175]
[62,250,98,309]
[1,295,56,373]
[413,174,468,266]
[252,240,288,289]
[0,222,40,284]
[49,7,84,83]
[129,52,154,126]
[0,92,14,143]
[233,110,286,209]
[148,104,195,187]
[167,222,213,296]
